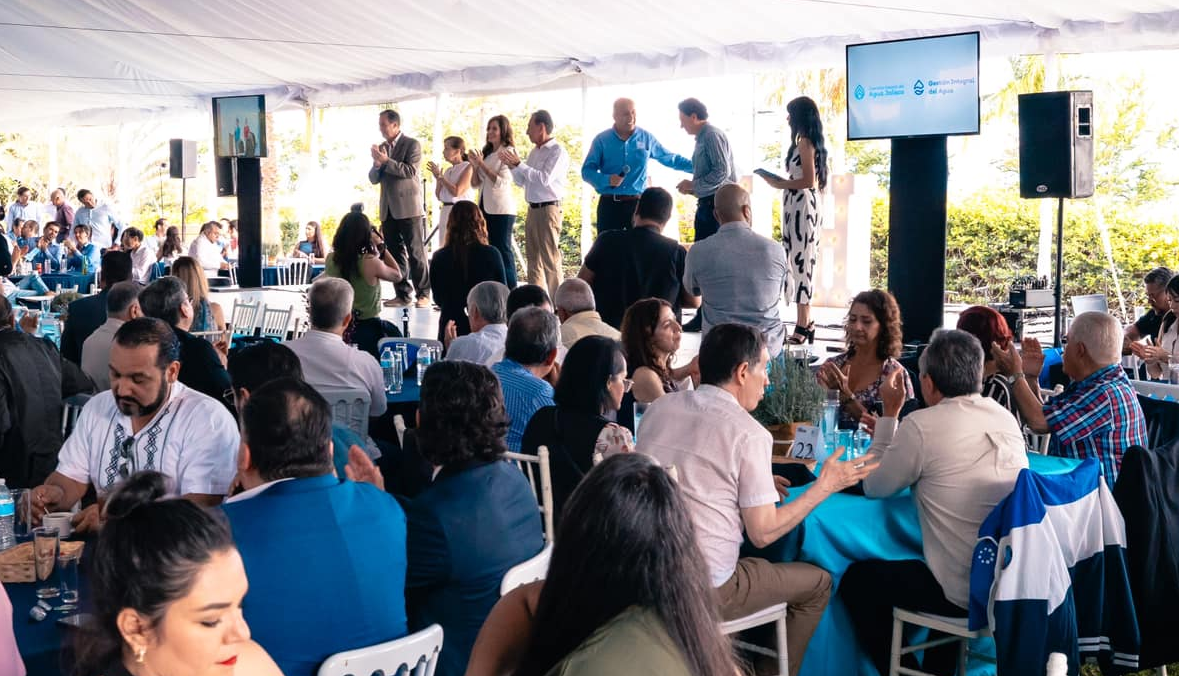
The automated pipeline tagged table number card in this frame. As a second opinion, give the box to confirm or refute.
[788,425,822,460]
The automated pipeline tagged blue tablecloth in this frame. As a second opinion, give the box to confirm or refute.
[41,272,95,293]
[386,379,420,405]
[260,264,325,286]
[755,453,1081,676]
[12,541,92,676]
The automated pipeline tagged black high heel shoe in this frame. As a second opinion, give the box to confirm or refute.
[788,322,815,345]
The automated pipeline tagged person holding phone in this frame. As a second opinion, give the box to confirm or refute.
[323,211,404,357]
[757,96,829,345]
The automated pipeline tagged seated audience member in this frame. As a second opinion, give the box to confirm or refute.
[324,211,404,358]
[520,335,634,524]
[578,186,699,328]
[27,223,65,273]
[227,342,375,479]
[446,281,510,366]
[476,454,738,676]
[30,318,239,531]
[64,224,101,273]
[956,305,1023,427]
[189,220,230,273]
[993,311,1147,489]
[137,276,234,412]
[817,289,915,426]
[637,323,875,676]
[171,256,226,332]
[81,282,142,390]
[554,278,620,349]
[1,268,52,306]
[492,307,559,451]
[621,298,698,405]
[1131,273,1179,379]
[1124,266,1173,345]
[406,360,544,676]
[430,201,506,342]
[74,471,282,676]
[223,378,407,676]
[156,225,185,266]
[284,277,387,419]
[841,329,1028,676]
[291,220,328,264]
[0,296,92,488]
[15,220,39,255]
[120,227,155,283]
[0,583,24,676]
[683,183,788,354]
[506,284,552,318]
[61,251,133,363]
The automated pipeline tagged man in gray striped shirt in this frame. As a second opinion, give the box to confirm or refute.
[675,97,737,243]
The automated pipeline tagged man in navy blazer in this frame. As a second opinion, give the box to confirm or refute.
[60,250,132,363]
[405,361,545,676]
[222,377,408,676]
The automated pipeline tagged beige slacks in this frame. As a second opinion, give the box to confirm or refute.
[524,204,562,301]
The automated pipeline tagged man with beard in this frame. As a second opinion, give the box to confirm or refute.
[29,317,238,532]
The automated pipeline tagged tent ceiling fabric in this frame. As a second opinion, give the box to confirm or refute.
[3,0,1179,126]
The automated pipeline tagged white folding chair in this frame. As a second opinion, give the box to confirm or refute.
[889,608,994,676]
[258,305,294,340]
[291,316,310,339]
[61,394,92,438]
[500,543,553,596]
[720,603,790,676]
[318,387,371,439]
[503,446,555,543]
[230,299,264,337]
[274,258,310,286]
[55,284,78,294]
[393,414,407,448]
[317,623,443,676]
[189,330,224,343]
[1024,427,1051,455]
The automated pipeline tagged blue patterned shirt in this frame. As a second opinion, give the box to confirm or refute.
[1044,363,1147,489]
[491,359,555,452]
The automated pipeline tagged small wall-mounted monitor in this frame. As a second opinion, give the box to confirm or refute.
[212,95,267,158]
[846,32,980,141]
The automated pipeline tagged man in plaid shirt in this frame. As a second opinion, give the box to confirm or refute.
[992,312,1147,489]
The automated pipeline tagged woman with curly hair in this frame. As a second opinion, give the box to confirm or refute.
[429,201,506,343]
[620,298,699,405]
[817,289,914,424]
[406,360,544,676]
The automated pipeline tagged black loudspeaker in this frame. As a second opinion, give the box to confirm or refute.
[168,139,197,179]
[215,156,237,196]
[1018,91,1094,199]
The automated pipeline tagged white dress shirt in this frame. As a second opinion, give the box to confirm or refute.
[511,139,569,204]
[284,329,388,417]
[55,382,239,497]
[80,318,124,391]
[445,323,507,366]
[128,245,154,283]
[189,236,225,273]
[477,150,517,215]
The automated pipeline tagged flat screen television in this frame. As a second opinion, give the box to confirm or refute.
[212,95,267,158]
[846,32,980,141]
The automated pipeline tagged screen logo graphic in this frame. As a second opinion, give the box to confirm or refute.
[854,84,865,100]
[913,79,925,96]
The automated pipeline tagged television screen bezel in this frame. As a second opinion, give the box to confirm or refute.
[211,94,268,158]
[845,31,981,142]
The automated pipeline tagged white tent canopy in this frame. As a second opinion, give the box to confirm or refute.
[3,0,1179,126]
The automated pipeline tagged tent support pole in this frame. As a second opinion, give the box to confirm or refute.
[579,76,593,261]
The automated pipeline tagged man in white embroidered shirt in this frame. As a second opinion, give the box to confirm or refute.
[637,323,876,676]
[501,110,570,301]
[839,329,1028,676]
[29,317,239,532]
[445,281,509,366]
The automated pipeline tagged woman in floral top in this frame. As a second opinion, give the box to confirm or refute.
[818,289,914,424]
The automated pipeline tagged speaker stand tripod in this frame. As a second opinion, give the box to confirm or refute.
[1052,197,1065,348]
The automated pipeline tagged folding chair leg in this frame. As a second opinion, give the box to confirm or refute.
[890,615,903,676]
[957,637,967,676]
[775,614,789,676]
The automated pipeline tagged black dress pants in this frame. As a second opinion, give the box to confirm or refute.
[381,215,431,301]
[595,196,639,234]
[694,194,720,241]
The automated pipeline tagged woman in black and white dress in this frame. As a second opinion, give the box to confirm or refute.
[758,96,829,344]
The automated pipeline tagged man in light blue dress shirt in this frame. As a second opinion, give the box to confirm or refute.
[73,188,124,249]
[581,98,693,234]
[490,306,558,451]
[3,187,44,237]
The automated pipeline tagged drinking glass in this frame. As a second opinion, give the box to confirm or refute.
[395,344,410,376]
[388,351,404,394]
[837,429,854,460]
[33,526,60,599]
[1169,357,1179,385]
[633,401,650,440]
[853,429,872,460]
[10,489,30,540]
[57,552,80,612]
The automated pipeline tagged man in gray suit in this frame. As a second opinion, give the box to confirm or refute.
[369,109,431,307]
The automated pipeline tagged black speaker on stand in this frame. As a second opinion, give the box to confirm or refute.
[1017,91,1094,346]
[169,139,196,240]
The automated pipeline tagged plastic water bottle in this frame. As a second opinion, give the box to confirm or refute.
[0,480,15,551]
[380,346,397,393]
[416,346,433,386]
[1045,652,1068,676]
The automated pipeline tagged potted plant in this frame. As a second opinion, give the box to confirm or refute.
[752,355,825,444]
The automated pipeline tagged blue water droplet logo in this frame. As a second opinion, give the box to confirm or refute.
[913,79,925,96]
[854,84,865,100]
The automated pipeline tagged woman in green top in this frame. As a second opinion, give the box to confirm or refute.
[512,453,738,676]
[324,211,403,357]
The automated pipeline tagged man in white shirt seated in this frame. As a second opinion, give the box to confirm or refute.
[120,227,154,283]
[840,329,1029,676]
[80,282,142,391]
[446,281,510,366]
[637,323,877,675]
[29,317,239,532]
[553,278,620,350]
[189,220,230,275]
[284,277,387,419]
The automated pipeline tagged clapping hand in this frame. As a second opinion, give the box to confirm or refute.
[467,148,483,166]
[814,450,880,495]
[497,147,522,168]
[1019,337,1046,377]
[878,368,906,418]
[426,161,442,178]
[818,361,849,395]
[370,144,389,167]
[344,445,385,491]
[1129,342,1170,363]
[19,313,38,334]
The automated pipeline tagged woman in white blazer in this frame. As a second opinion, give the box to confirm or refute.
[468,114,519,288]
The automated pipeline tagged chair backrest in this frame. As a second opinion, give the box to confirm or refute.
[259,305,293,340]
[189,329,224,343]
[55,284,78,294]
[500,543,553,596]
[276,258,310,285]
[503,446,555,543]
[317,623,443,676]
[230,299,264,337]
[61,393,92,438]
[291,316,310,339]
[318,387,371,439]
[377,337,443,366]
[1071,294,1108,316]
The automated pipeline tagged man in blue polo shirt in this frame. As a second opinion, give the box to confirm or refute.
[491,306,558,451]
[581,98,693,234]
[222,377,407,676]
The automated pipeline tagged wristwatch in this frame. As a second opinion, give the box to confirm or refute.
[1003,373,1020,385]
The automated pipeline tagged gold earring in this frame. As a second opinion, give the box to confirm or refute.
[135,646,147,664]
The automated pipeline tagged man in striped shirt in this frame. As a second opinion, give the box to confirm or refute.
[993,311,1147,488]
[491,306,558,451]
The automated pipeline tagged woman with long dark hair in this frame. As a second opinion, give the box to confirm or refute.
[291,221,327,263]
[467,115,519,288]
[429,201,506,343]
[759,96,829,344]
[172,256,226,332]
[620,298,698,404]
[496,453,738,676]
[156,226,185,265]
[324,211,403,356]
[74,471,281,676]
[520,336,634,524]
